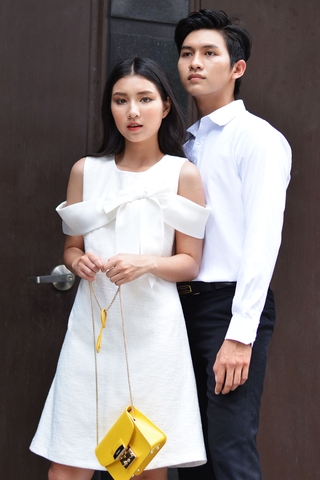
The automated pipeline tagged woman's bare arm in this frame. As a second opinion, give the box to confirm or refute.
[63,158,106,281]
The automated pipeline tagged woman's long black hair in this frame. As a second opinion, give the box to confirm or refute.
[95,57,186,158]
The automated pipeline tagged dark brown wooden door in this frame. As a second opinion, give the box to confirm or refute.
[192,0,320,478]
[0,1,107,477]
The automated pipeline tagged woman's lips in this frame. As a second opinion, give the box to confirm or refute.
[127,123,142,131]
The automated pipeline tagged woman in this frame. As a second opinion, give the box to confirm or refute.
[30,57,209,480]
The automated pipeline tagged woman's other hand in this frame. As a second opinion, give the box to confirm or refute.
[104,253,151,285]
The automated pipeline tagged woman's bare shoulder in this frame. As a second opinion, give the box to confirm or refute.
[66,157,86,205]
[178,160,205,205]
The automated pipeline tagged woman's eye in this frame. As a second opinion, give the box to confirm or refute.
[115,98,126,104]
[181,52,191,57]
[141,97,152,103]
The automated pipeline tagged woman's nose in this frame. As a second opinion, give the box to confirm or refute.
[127,102,140,119]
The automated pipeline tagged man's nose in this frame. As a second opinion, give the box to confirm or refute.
[190,52,203,70]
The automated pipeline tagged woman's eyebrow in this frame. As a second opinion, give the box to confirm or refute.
[112,90,155,96]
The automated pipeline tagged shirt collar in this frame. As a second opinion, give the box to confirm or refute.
[187,100,246,138]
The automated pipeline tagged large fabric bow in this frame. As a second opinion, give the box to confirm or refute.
[56,183,210,287]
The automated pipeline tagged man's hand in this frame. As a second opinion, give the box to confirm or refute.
[213,340,252,395]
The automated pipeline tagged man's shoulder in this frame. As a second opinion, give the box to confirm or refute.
[233,107,288,145]
[236,107,274,131]
[230,109,291,163]
[208,100,280,136]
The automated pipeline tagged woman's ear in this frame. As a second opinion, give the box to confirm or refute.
[162,97,171,118]
[232,59,246,79]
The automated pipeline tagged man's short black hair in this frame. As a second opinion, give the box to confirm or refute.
[175,10,252,98]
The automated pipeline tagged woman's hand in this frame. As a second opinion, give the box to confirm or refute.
[71,251,107,281]
[105,254,152,285]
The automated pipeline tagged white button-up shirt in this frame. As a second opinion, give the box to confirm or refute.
[184,100,292,344]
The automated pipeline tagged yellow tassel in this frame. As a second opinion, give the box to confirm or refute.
[96,309,108,352]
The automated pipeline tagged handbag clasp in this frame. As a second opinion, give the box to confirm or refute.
[119,446,136,469]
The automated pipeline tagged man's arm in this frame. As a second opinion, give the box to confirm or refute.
[213,125,291,394]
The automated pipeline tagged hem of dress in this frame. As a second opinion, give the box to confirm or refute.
[30,445,206,471]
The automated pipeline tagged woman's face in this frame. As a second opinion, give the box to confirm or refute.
[111,74,170,146]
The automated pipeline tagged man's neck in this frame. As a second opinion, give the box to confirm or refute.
[195,93,235,118]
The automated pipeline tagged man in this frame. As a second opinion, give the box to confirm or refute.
[174,10,291,480]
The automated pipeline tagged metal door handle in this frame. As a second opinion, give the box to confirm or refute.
[28,265,75,291]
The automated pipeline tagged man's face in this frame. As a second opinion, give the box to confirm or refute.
[177,29,236,101]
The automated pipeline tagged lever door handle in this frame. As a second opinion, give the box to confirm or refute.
[29,273,74,283]
[28,265,75,291]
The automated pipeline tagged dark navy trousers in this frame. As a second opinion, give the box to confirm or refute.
[178,286,276,480]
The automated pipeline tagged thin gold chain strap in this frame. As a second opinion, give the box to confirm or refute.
[119,286,134,416]
[89,282,100,445]
[89,282,134,445]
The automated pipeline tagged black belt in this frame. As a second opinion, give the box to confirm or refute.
[177,281,236,296]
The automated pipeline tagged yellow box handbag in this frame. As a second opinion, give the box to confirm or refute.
[95,405,166,479]
[89,283,166,480]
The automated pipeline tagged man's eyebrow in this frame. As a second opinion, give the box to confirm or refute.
[181,44,219,50]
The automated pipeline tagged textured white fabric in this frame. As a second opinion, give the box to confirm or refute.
[30,155,207,470]
[56,186,209,239]
[184,100,291,344]
[56,167,210,288]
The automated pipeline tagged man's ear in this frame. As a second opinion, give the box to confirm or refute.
[162,97,171,118]
[232,60,247,79]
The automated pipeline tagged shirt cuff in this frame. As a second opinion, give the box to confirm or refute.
[225,314,259,345]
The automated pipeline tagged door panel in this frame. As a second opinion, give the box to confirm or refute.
[196,1,320,478]
[0,1,107,477]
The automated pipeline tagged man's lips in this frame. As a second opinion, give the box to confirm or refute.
[188,74,205,80]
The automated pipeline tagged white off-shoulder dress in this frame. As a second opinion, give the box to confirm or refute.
[30,155,209,471]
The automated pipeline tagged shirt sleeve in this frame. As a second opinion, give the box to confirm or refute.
[225,125,292,344]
